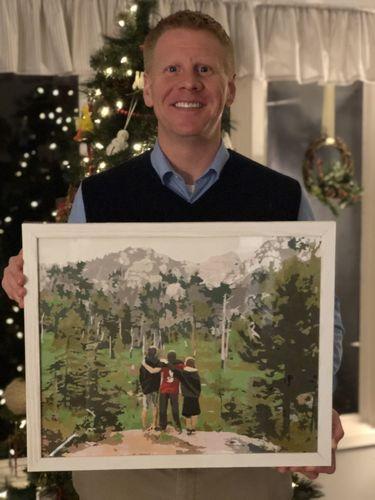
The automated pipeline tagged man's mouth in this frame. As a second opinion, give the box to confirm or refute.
[173,101,203,109]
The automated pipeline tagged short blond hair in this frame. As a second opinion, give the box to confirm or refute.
[143,10,235,75]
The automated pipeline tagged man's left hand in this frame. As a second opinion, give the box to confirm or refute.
[277,409,344,480]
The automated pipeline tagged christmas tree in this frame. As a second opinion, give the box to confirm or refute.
[0,76,78,497]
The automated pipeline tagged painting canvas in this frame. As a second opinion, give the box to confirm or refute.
[23,221,335,471]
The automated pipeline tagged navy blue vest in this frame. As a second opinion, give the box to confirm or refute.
[82,150,301,222]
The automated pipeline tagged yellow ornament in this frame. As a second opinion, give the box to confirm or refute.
[74,103,94,142]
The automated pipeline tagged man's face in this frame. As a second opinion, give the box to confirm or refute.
[143,28,236,143]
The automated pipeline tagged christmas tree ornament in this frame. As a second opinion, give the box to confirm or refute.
[74,103,94,142]
[4,378,26,415]
[106,129,129,156]
[106,95,138,156]
[132,71,144,90]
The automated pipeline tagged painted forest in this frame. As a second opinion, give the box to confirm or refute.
[39,236,321,457]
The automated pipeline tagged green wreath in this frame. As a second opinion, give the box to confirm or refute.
[303,135,362,216]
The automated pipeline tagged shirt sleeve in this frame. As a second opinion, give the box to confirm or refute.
[68,184,87,223]
[298,188,345,381]
[297,189,315,221]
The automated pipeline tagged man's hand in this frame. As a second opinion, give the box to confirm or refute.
[1,249,26,308]
[277,409,344,480]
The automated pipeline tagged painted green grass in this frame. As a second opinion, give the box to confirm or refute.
[41,329,316,454]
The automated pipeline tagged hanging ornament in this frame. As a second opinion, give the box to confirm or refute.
[4,378,26,415]
[74,103,94,142]
[302,84,362,216]
[106,129,129,156]
[106,95,138,156]
[132,71,144,90]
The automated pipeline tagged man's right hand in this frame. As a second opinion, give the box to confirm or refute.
[1,249,26,308]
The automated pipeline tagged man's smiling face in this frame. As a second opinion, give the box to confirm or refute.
[143,28,236,144]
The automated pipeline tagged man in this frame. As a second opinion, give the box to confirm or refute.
[139,346,161,431]
[2,10,344,500]
[159,350,184,432]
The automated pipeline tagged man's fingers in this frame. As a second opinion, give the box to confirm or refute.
[332,410,344,448]
[1,250,26,308]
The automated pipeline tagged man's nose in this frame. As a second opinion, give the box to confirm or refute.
[179,70,203,91]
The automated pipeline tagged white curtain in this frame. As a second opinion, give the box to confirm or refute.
[1,0,375,83]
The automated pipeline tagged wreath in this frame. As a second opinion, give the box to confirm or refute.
[302,135,362,216]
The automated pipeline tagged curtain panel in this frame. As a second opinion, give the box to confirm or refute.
[1,0,375,83]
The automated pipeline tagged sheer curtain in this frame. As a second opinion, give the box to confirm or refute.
[1,0,375,83]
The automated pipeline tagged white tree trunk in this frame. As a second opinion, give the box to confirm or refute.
[130,327,134,358]
[118,318,122,340]
[221,294,227,369]
[40,312,45,343]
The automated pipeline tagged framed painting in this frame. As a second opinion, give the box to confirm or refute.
[23,221,335,471]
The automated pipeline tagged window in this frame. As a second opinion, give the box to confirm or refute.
[266,81,363,414]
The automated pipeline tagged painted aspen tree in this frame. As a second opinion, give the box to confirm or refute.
[221,293,227,369]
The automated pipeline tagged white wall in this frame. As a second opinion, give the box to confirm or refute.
[317,446,375,500]
[230,75,267,165]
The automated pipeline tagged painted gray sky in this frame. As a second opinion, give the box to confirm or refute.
[38,236,266,266]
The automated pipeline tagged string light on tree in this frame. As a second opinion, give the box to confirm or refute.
[52,89,60,96]
[130,4,138,13]
[104,67,113,77]
[100,106,110,117]
[121,56,128,64]
[37,87,45,94]
[118,19,126,27]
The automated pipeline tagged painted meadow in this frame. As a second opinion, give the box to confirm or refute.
[38,235,321,458]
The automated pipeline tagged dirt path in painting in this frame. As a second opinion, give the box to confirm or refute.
[65,428,280,457]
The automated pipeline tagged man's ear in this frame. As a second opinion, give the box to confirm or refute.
[143,72,153,108]
[225,74,236,107]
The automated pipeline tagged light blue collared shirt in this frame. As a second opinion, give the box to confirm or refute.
[68,142,343,377]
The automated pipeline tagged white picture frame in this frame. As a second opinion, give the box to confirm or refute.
[23,221,335,471]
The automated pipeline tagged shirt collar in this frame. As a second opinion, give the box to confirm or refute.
[150,139,229,185]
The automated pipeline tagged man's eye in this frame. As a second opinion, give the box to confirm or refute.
[167,65,177,73]
[198,65,209,73]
